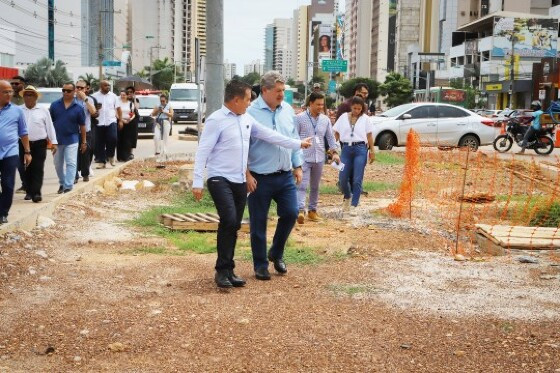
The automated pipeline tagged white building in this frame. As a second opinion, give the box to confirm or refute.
[244,60,264,76]
[272,18,294,79]
[224,60,237,81]
[0,26,16,68]
[292,5,308,82]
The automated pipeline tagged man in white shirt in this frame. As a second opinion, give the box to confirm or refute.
[193,79,311,288]
[20,85,58,203]
[91,80,121,168]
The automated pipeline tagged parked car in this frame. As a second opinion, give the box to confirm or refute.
[37,87,62,110]
[480,109,502,118]
[136,94,159,137]
[371,103,497,151]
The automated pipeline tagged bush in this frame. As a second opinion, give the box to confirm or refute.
[529,201,560,227]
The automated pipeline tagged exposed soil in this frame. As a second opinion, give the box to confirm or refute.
[1,159,559,372]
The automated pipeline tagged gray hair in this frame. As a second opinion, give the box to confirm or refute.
[260,71,285,90]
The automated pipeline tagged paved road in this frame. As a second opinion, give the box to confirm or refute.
[6,125,198,228]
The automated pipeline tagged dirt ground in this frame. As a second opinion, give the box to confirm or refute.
[1,159,560,372]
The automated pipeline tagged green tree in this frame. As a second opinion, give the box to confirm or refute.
[339,77,379,101]
[78,73,100,91]
[149,58,183,91]
[24,58,71,87]
[240,72,261,85]
[378,72,413,107]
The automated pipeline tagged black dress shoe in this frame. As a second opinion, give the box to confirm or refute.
[254,267,271,280]
[32,195,42,203]
[215,271,233,288]
[57,185,64,194]
[24,193,32,200]
[228,270,246,287]
[0,216,7,224]
[74,178,79,184]
[63,189,71,193]
[268,255,287,274]
[83,176,89,182]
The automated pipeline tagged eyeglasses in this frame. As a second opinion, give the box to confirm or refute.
[10,82,21,86]
[76,86,86,90]
[62,89,74,93]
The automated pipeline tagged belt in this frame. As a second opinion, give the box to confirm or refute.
[251,170,290,177]
[342,141,365,146]
[29,138,48,144]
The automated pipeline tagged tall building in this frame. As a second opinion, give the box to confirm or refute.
[292,5,309,82]
[264,24,274,72]
[395,0,421,76]
[81,0,115,67]
[223,60,237,81]
[171,0,207,80]
[272,18,294,79]
[244,60,264,75]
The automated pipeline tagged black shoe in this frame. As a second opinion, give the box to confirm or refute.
[32,195,42,203]
[254,267,271,281]
[215,271,233,288]
[57,185,64,194]
[63,189,71,193]
[127,154,134,160]
[0,216,7,224]
[15,187,25,194]
[24,193,32,200]
[228,270,246,287]
[74,178,79,184]
[268,254,287,274]
[83,176,89,182]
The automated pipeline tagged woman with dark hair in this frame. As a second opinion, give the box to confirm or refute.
[333,96,375,215]
[319,35,331,53]
[151,94,173,159]
[125,86,140,160]
[116,90,137,161]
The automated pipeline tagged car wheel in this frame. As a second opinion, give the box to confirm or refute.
[378,133,396,150]
[458,134,479,151]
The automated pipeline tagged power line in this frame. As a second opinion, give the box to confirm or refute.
[0,0,79,27]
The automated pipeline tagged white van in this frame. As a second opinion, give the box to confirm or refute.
[168,83,204,124]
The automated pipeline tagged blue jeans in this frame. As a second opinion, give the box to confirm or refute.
[0,155,19,217]
[54,143,79,190]
[248,171,298,270]
[339,143,368,207]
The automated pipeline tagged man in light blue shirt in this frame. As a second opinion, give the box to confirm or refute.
[0,80,32,224]
[518,100,544,154]
[246,71,303,280]
[193,79,310,288]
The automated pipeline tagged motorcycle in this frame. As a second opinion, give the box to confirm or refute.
[492,117,555,155]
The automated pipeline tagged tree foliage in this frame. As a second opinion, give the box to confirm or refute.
[149,58,183,91]
[240,72,261,85]
[378,72,413,107]
[339,77,379,101]
[24,58,71,87]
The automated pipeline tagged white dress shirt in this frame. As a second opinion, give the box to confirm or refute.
[333,113,372,143]
[21,104,58,144]
[91,91,118,127]
[193,105,302,189]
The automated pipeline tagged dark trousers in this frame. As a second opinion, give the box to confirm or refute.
[0,155,19,217]
[521,126,537,149]
[24,139,47,198]
[248,171,298,270]
[207,177,247,272]
[17,140,27,191]
[76,131,92,179]
[94,123,117,163]
[117,122,135,161]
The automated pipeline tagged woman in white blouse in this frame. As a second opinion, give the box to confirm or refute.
[333,96,375,214]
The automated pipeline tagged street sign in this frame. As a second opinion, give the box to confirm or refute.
[328,80,336,93]
[102,60,121,67]
[321,59,347,72]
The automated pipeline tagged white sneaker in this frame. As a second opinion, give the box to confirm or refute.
[349,206,358,217]
[342,199,350,212]
[89,166,94,176]
[108,157,115,167]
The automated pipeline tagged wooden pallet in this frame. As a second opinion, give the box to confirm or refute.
[159,212,250,232]
[476,224,560,251]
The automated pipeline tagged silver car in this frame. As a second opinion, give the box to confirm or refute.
[372,103,498,151]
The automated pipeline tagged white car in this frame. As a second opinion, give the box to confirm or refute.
[371,103,497,151]
[37,87,62,110]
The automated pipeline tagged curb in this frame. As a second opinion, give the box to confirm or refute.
[0,159,135,235]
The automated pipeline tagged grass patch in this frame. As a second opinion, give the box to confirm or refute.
[151,227,216,254]
[239,238,325,265]
[530,201,560,227]
[319,181,397,195]
[166,175,180,184]
[374,152,405,165]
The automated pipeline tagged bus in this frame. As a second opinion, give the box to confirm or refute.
[413,87,467,108]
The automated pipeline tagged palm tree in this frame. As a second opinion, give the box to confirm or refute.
[149,58,183,90]
[24,58,71,87]
[78,73,100,91]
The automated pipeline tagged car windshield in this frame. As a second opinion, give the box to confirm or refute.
[169,88,198,101]
[38,91,62,104]
[379,104,417,117]
[137,96,160,109]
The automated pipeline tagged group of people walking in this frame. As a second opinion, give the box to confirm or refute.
[0,76,146,224]
[193,71,376,288]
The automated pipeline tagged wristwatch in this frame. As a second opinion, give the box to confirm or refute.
[84,98,89,103]
[24,150,31,154]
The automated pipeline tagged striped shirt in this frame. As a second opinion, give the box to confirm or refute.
[295,110,339,163]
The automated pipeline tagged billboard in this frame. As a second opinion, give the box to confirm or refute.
[317,24,333,63]
[493,17,558,58]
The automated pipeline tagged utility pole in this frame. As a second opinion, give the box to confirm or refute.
[48,0,54,61]
[206,0,224,115]
[507,34,515,108]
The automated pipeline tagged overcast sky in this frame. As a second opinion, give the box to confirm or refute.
[224,0,344,73]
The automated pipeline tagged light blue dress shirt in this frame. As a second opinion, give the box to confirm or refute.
[193,105,302,189]
[247,96,303,174]
[0,103,28,160]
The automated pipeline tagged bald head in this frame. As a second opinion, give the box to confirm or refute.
[0,80,13,106]
[100,80,111,94]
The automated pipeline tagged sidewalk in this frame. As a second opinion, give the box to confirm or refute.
[0,133,199,235]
